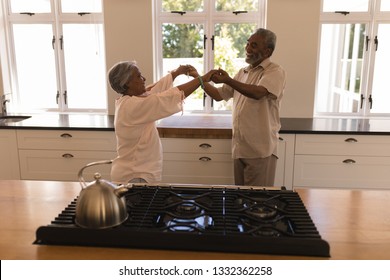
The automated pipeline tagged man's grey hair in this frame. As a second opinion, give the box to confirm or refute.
[254,28,277,54]
[108,61,138,94]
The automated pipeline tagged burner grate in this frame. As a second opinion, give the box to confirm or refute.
[34,186,330,257]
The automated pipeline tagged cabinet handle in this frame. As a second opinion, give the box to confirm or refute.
[199,156,211,162]
[344,138,358,143]
[60,133,73,138]
[199,143,212,149]
[342,159,356,164]
[62,153,74,158]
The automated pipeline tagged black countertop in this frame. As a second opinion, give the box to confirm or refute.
[280,117,390,135]
[1,113,390,135]
[0,113,115,131]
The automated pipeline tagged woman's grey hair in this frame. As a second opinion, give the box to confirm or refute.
[108,61,138,94]
[254,28,277,54]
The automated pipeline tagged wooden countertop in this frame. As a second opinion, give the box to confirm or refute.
[1,180,389,260]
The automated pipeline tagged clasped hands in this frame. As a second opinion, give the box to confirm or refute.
[177,64,230,84]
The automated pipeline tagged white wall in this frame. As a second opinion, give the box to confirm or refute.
[103,0,154,114]
[268,0,321,117]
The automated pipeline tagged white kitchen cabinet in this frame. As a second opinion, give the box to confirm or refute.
[293,134,390,189]
[0,130,20,179]
[161,138,234,185]
[17,130,117,181]
[161,134,294,188]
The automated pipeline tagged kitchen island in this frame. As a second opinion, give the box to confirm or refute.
[1,180,389,260]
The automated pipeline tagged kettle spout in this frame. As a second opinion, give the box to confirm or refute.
[114,184,132,198]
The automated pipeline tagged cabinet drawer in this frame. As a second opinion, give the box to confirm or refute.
[295,134,390,156]
[17,130,116,151]
[293,155,390,189]
[19,150,117,181]
[162,152,233,185]
[161,138,231,153]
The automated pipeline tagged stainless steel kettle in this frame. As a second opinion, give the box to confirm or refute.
[75,160,129,229]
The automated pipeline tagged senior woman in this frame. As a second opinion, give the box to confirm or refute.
[108,61,215,184]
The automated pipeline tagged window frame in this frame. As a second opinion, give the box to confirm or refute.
[0,0,106,114]
[315,0,390,118]
[153,0,266,114]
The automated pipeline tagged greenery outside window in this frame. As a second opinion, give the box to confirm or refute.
[155,0,266,113]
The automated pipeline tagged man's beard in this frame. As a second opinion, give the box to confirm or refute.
[245,53,263,66]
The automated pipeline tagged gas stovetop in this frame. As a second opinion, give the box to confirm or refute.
[34,185,330,257]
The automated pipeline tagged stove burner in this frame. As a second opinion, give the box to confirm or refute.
[234,194,286,220]
[156,191,216,232]
[176,202,201,216]
[246,204,278,219]
[165,215,213,232]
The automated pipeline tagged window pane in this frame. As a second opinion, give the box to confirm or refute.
[12,24,58,111]
[381,0,390,11]
[61,0,102,13]
[322,0,369,12]
[316,24,366,113]
[162,23,204,111]
[213,23,257,111]
[370,24,390,113]
[215,0,259,12]
[62,24,107,110]
[162,0,203,12]
[10,0,51,13]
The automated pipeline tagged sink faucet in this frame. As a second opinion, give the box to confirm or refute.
[1,95,10,115]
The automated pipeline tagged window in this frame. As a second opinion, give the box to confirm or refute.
[0,0,106,113]
[154,0,265,113]
[315,0,390,117]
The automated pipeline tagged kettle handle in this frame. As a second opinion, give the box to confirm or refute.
[78,159,113,189]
